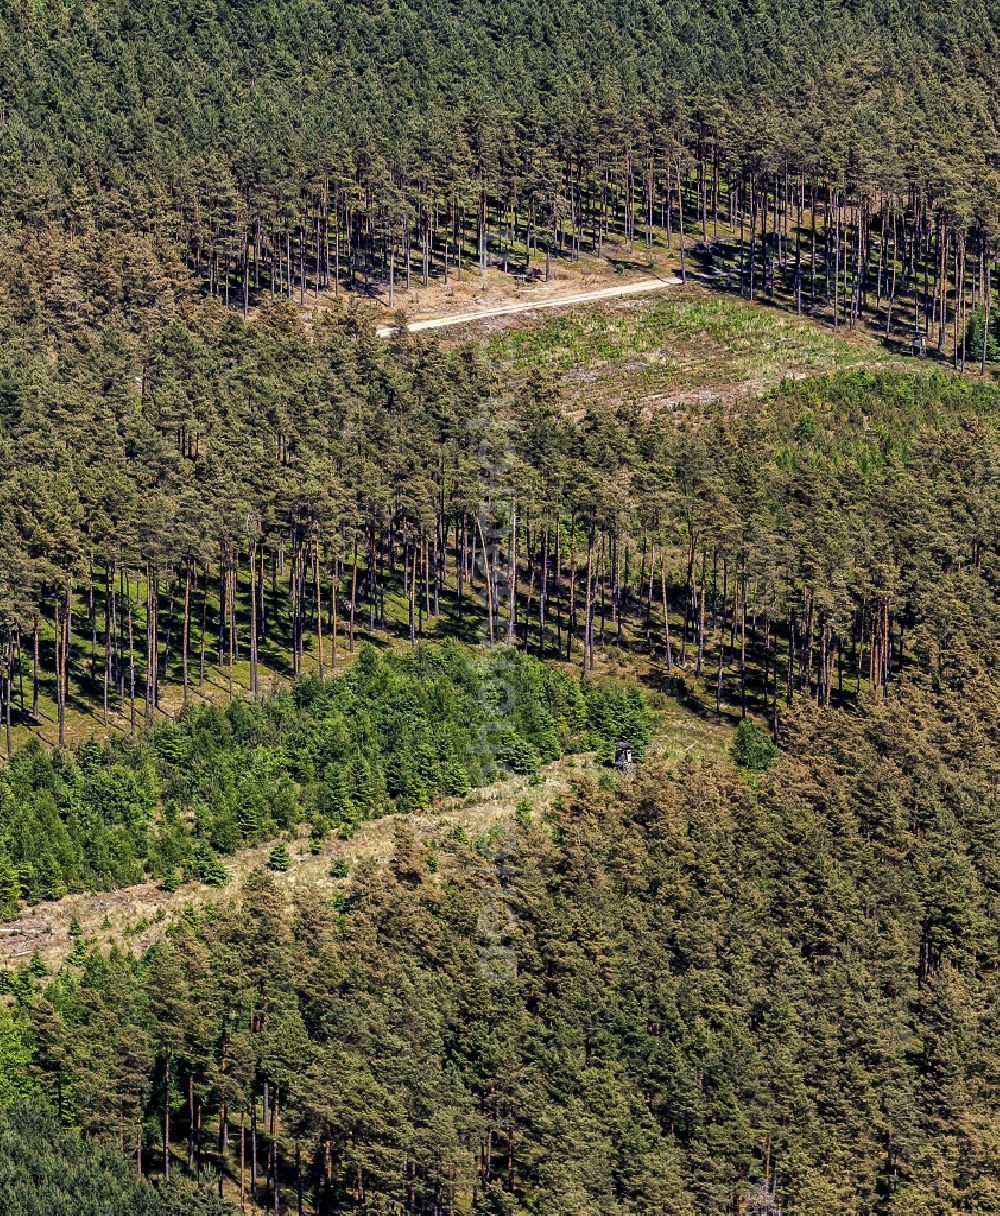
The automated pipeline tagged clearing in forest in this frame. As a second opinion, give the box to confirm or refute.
[482,283,931,412]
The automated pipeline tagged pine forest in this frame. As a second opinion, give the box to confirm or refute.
[0,0,997,1213]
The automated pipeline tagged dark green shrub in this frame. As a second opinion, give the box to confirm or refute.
[731,720,779,771]
[268,842,291,872]
[965,307,1000,362]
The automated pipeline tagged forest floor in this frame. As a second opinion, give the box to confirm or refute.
[0,704,730,968]
[317,238,668,330]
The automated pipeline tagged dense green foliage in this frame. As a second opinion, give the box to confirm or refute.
[0,1103,226,1216]
[730,720,778,771]
[966,307,1000,361]
[0,0,994,758]
[0,1,998,1209]
[2,447,993,1211]
[0,641,645,911]
[4,571,997,1212]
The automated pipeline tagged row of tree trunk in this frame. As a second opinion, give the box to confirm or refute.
[1,512,920,750]
[184,162,995,368]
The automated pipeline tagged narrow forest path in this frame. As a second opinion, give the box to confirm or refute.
[0,702,730,970]
[0,754,594,969]
[376,275,682,337]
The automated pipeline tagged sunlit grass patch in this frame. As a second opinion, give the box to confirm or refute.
[487,287,926,407]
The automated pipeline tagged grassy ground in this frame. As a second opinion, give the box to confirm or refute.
[480,282,927,414]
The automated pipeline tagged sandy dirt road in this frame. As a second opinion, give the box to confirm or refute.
[376,275,682,337]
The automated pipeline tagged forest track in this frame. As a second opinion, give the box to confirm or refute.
[0,755,594,968]
[376,276,682,337]
[0,702,730,970]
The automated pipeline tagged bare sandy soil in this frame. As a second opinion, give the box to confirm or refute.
[375,275,681,337]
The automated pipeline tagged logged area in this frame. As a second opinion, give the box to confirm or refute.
[0,0,998,1214]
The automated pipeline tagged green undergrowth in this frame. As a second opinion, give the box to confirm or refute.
[486,288,919,401]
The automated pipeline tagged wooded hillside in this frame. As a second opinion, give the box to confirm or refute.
[0,297,995,749]
[4,619,998,1213]
[1,0,999,348]
[0,0,999,1211]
